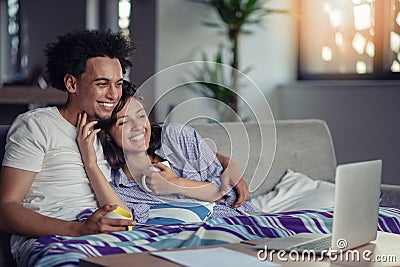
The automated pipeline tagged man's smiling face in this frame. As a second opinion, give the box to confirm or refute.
[75,56,124,121]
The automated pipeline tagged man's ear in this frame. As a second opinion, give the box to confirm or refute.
[64,74,77,93]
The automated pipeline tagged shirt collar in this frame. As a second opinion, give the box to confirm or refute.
[112,168,138,188]
[154,145,169,159]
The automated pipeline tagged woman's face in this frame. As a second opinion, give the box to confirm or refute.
[109,97,151,153]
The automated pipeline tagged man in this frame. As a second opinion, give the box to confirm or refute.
[0,29,135,265]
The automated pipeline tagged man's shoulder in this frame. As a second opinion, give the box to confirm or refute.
[21,106,58,117]
[162,123,195,137]
[159,124,200,154]
[13,107,59,125]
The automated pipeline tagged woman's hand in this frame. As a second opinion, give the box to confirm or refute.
[141,163,181,195]
[141,163,223,202]
[76,113,101,167]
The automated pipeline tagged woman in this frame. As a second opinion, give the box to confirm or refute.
[77,81,260,223]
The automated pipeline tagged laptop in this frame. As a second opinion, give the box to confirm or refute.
[254,159,382,253]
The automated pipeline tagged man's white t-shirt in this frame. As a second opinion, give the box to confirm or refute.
[2,106,110,221]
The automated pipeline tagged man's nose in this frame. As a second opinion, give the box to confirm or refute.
[106,84,119,100]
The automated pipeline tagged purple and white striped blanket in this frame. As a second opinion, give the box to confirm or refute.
[28,207,400,267]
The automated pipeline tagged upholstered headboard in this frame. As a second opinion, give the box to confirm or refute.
[0,125,10,165]
[0,125,15,266]
[192,119,337,198]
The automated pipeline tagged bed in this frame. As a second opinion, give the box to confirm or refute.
[27,207,400,266]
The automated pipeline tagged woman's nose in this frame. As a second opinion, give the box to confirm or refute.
[129,121,144,131]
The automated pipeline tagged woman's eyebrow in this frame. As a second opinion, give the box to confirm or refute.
[117,108,144,119]
[117,115,127,119]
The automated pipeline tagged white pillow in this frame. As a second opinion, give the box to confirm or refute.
[251,169,335,213]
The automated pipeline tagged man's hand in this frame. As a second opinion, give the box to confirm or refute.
[77,204,135,235]
[216,153,250,207]
[231,178,249,208]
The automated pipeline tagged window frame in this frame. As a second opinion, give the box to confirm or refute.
[297,0,400,80]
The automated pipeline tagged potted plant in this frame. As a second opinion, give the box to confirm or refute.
[192,0,291,121]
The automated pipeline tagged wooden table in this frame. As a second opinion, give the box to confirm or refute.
[79,232,400,267]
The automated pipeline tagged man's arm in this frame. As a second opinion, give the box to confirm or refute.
[0,166,134,237]
[215,153,250,208]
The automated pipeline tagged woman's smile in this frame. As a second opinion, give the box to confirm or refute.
[129,133,145,142]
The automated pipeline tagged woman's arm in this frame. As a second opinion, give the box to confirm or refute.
[142,162,224,202]
[76,113,132,215]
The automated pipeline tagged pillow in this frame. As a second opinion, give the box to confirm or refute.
[146,201,215,225]
[251,169,335,213]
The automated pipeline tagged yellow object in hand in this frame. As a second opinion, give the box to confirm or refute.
[104,207,133,230]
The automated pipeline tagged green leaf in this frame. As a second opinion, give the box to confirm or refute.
[202,21,222,28]
[241,29,254,35]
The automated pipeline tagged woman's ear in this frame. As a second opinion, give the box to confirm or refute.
[64,74,77,93]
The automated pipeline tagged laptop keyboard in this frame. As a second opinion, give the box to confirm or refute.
[292,236,332,251]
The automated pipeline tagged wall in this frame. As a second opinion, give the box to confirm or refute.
[130,0,157,122]
[0,0,9,84]
[154,0,297,123]
[278,81,400,185]
[21,0,86,82]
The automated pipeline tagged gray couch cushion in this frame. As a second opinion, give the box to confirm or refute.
[192,119,337,198]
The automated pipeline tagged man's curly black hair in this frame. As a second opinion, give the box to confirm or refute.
[45,28,135,91]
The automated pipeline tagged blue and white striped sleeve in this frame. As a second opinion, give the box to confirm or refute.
[159,123,224,185]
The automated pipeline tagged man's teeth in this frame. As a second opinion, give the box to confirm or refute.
[130,134,144,141]
[100,102,113,107]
